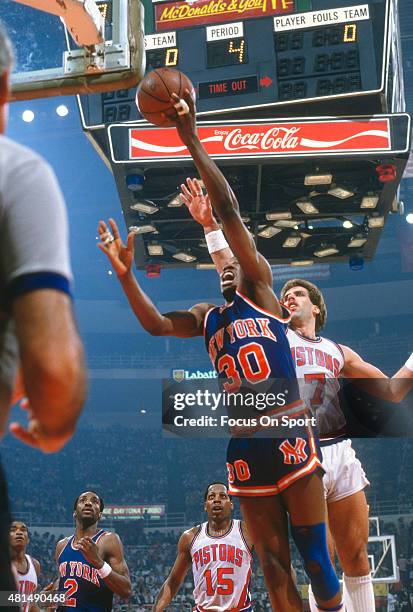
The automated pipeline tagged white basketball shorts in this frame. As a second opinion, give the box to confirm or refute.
[321,439,370,503]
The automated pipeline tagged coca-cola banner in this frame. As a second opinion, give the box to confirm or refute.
[154,0,294,31]
[126,119,391,162]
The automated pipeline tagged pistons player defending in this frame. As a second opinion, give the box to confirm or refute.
[10,521,40,611]
[98,91,344,612]
[153,483,253,612]
[281,279,413,612]
[53,491,131,611]
[184,186,413,612]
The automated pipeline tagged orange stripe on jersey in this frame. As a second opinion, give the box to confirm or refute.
[276,456,322,493]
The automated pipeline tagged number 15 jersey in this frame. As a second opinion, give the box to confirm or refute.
[191,519,252,611]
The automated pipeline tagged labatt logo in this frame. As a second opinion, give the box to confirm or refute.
[222,126,300,151]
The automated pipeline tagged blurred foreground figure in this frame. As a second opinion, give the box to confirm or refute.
[0,21,86,589]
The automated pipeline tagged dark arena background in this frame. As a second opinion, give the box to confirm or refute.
[2,0,413,609]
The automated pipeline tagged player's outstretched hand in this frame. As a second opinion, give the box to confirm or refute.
[98,218,135,277]
[76,537,104,568]
[180,177,216,228]
[164,89,197,144]
[9,399,73,453]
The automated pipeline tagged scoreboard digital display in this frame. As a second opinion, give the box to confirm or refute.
[79,0,390,128]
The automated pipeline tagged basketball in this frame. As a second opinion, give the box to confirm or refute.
[136,68,195,127]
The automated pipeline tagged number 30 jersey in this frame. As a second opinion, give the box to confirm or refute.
[204,290,300,403]
[191,519,252,611]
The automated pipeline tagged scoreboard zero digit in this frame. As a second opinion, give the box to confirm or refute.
[78,0,394,128]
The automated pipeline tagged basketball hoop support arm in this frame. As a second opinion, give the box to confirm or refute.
[12,0,105,46]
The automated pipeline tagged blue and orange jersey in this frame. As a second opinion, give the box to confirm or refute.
[204,290,302,408]
[57,529,113,611]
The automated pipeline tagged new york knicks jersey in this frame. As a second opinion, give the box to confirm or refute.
[191,519,252,611]
[57,529,113,612]
[287,328,346,441]
[12,554,37,612]
[204,291,300,405]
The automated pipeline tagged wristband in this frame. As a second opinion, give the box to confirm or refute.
[405,353,413,372]
[97,562,112,578]
[206,229,229,254]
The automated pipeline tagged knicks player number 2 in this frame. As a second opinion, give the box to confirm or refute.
[218,342,271,392]
[64,579,78,607]
[205,568,234,595]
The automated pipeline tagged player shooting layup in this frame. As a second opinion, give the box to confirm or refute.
[98,91,345,611]
[182,184,413,612]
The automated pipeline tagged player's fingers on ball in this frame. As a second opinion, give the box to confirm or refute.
[184,88,196,111]
[171,92,180,102]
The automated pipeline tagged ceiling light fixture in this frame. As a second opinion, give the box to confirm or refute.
[128,224,156,234]
[348,235,367,248]
[130,201,158,214]
[282,235,301,248]
[368,216,385,228]
[296,201,319,214]
[147,243,164,256]
[167,195,183,207]
[290,260,314,266]
[266,211,292,221]
[304,173,333,186]
[328,186,354,199]
[314,245,339,257]
[173,252,197,262]
[257,226,282,239]
[360,194,379,209]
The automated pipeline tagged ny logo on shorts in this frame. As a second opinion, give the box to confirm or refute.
[279,438,308,465]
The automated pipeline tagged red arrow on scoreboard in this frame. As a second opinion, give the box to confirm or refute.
[260,76,273,88]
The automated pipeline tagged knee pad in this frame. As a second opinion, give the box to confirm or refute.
[291,522,340,601]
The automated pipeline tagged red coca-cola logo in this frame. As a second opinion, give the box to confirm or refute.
[223,126,301,151]
[125,119,391,162]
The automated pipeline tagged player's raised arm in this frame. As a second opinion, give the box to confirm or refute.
[341,345,413,402]
[98,219,212,337]
[180,178,234,275]
[77,533,132,599]
[153,529,194,612]
[170,93,272,287]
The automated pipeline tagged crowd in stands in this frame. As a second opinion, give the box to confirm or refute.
[23,517,413,610]
[3,425,413,610]
[4,430,413,523]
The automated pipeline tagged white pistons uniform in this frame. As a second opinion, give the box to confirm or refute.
[12,554,38,612]
[190,519,252,612]
[287,328,369,502]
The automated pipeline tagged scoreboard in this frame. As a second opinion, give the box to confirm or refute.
[79,0,392,128]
